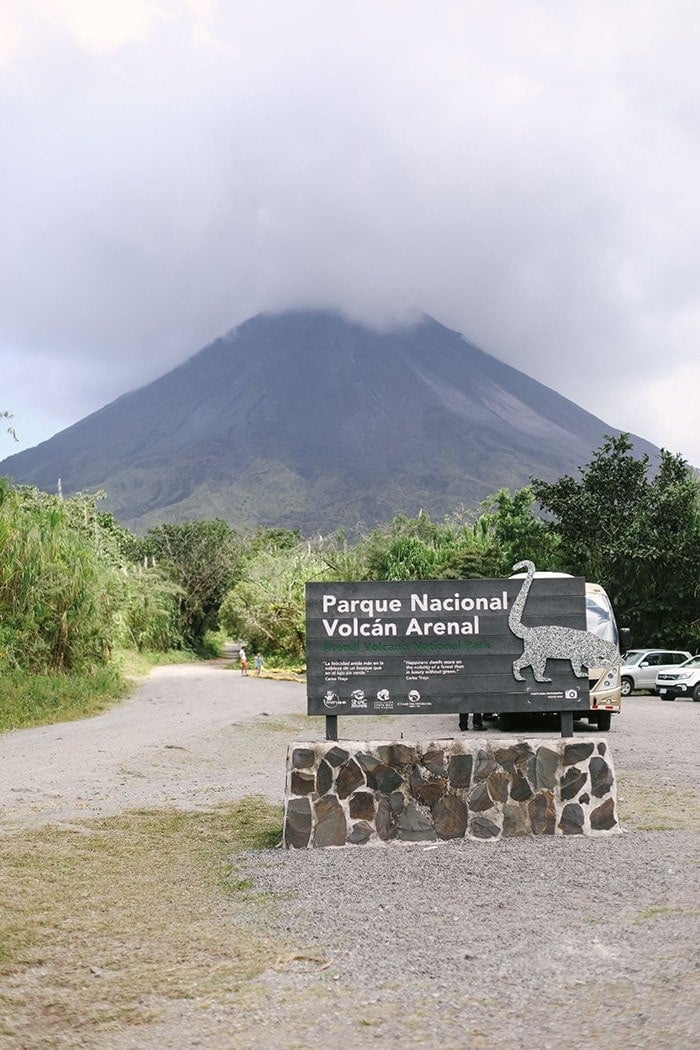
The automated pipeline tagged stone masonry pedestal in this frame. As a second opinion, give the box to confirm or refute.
[283,737,620,848]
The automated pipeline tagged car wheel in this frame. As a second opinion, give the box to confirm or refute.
[693,684,700,702]
[595,711,612,731]
[620,676,633,697]
[458,712,469,730]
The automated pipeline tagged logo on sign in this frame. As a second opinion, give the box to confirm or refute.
[374,687,393,710]
[350,689,368,709]
[322,690,342,709]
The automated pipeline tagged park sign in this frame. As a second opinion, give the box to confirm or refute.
[306,574,592,717]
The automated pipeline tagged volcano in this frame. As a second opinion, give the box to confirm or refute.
[0,310,658,534]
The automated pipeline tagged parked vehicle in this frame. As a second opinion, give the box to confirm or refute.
[619,649,692,696]
[655,655,700,701]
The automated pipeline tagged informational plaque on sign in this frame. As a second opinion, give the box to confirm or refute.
[306,576,590,716]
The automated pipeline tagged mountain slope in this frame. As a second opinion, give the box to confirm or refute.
[1,310,659,533]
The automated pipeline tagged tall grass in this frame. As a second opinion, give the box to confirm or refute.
[0,666,130,733]
[0,481,122,674]
[0,480,196,733]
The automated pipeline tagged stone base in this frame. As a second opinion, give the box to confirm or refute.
[283,738,621,848]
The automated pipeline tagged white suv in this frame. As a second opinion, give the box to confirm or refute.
[620,649,692,695]
[655,655,700,702]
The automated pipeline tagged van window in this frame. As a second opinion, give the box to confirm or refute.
[585,594,618,646]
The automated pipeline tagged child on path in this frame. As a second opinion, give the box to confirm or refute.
[239,645,248,675]
[254,653,264,675]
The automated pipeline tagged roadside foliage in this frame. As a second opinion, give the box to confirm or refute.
[1,434,698,728]
[531,435,700,651]
[135,520,244,649]
[0,481,121,674]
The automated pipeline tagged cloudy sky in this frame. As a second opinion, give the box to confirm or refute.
[1,0,699,467]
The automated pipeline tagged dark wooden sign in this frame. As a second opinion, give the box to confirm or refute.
[306,576,591,718]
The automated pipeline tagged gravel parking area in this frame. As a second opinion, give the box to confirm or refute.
[1,667,698,1048]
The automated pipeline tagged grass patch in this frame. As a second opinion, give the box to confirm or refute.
[115,647,201,679]
[255,713,318,734]
[261,654,306,675]
[0,666,130,734]
[0,797,285,1048]
[617,773,699,832]
[632,906,689,923]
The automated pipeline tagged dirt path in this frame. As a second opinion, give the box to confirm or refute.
[0,664,306,831]
[0,662,486,831]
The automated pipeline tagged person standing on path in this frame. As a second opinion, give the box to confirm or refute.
[239,645,248,675]
[254,652,264,675]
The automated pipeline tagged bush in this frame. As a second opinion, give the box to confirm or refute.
[0,482,122,673]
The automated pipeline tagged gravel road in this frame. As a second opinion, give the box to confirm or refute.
[1,664,698,1049]
[0,663,305,831]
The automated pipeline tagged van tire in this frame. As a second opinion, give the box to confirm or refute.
[693,684,700,702]
[620,676,633,697]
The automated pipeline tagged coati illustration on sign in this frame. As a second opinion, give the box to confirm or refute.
[509,560,619,683]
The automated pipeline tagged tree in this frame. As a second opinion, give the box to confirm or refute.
[432,513,502,580]
[140,520,244,648]
[477,487,562,575]
[219,544,326,661]
[115,567,184,653]
[357,513,460,581]
[247,526,302,554]
[532,434,700,649]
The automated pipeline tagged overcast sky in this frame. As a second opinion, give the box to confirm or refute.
[1,0,699,468]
